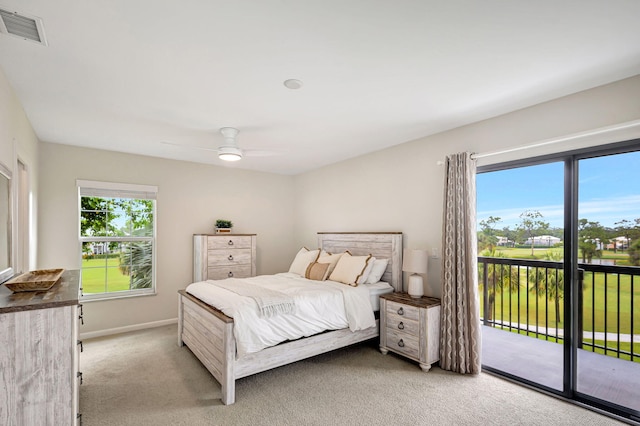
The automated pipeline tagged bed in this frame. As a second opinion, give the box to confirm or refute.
[177,232,403,405]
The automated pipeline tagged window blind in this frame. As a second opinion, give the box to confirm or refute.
[77,179,157,200]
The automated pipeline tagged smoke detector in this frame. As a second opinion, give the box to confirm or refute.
[0,7,47,46]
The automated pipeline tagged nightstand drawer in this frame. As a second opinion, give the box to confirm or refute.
[386,329,420,359]
[207,265,252,280]
[207,249,252,266]
[385,300,419,322]
[208,236,253,249]
[385,315,419,336]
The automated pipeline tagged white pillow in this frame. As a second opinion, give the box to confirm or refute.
[288,247,320,276]
[317,250,346,280]
[356,256,376,284]
[365,258,389,284]
[328,252,372,286]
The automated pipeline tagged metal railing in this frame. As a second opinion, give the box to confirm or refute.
[478,256,639,362]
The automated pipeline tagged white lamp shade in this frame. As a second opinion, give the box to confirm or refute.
[403,249,428,298]
[402,249,428,274]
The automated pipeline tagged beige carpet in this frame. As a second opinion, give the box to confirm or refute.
[79,325,624,425]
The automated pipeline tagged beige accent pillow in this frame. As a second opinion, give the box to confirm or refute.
[317,250,346,280]
[305,262,330,281]
[328,252,372,286]
[288,247,320,276]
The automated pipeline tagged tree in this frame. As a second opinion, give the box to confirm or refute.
[517,210,549,256]
[478,248,520,323]
[119,240,153,289]
[578,219,605,263]
[81,197,116,236]
[501,226,518,248]
[628,239,640,266]
[478,216,501,252]
[528,251,564,324]
[614,219,634,252]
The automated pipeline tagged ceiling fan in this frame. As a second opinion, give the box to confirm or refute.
[162,127,279,162]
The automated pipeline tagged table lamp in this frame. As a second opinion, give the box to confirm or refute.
[403,248,428,298]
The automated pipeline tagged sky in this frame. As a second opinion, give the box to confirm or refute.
[476,150,640,230]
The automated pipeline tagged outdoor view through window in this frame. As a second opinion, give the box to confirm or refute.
[80,195,155,297]
[476,149,640,414]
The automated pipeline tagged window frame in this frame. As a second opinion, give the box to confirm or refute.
[77,179,157,301]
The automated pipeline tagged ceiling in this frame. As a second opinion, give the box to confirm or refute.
[1,1,639,175]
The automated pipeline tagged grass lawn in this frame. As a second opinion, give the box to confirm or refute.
[81,257,131,293]
[482,269,640,335]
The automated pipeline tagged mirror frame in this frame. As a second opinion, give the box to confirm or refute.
[0,161,13,284]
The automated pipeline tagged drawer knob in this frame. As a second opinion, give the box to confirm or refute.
[398,322,404,330]
[228,240,234,246]
[398,339,405,348]
[397,307,404,315]
[228,271,234,278]
[228,254,234,261]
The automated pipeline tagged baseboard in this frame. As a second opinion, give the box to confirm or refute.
[79,318,178,340]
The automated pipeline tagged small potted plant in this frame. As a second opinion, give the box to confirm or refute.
[215,219,233,234]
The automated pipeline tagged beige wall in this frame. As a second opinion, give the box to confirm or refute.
[293,74,640,298]
[0,66,40,271]
[37,143,295,333]
[7,64,640,334]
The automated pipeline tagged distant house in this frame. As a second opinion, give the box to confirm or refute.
[610,236,631,250]
[524,235,562,246]
[496,236,513,247]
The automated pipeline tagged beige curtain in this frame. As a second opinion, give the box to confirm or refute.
[439,152,481,374]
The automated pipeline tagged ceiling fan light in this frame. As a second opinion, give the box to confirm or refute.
[218,146,243,161]
[219,153,242,161]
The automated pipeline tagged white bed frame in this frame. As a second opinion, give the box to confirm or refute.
[177,232,403,405]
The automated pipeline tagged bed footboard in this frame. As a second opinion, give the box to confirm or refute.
[178,290,236,404]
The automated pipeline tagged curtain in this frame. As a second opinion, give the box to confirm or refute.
[439,152,482,374]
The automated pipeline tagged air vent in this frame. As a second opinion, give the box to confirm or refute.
[0,7,47,46]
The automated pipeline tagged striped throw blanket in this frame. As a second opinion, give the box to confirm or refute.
[208,278,295,318]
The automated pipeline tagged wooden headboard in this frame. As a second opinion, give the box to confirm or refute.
[317,232,403,292]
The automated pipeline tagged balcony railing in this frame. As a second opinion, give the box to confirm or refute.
[478,256,639,362]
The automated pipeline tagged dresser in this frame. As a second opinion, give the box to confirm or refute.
[379,292,440,372]
[0,270,82,425]
[193,234,257,281]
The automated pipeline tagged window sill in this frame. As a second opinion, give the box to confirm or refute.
[80,290,156,302]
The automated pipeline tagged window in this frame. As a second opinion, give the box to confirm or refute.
[78,180,157,300]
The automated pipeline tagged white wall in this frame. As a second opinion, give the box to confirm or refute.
[293,74,640,298]
[0,66,40,271]
[37,143,295,333]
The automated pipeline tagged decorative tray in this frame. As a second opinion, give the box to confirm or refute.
[4,268,65,292]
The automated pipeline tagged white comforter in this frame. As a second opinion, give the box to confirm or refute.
[185,272,376,357]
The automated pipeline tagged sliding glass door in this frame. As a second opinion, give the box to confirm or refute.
[575,150,640,413]
[477,140,640,421]
[477,161,566,392]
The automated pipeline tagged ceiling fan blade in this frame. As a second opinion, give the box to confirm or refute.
[161,141,218,152]
[244,149,286,157]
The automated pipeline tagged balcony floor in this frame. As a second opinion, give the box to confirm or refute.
[482,325,640,413]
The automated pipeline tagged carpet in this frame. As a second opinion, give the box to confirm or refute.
[79,325,624,425]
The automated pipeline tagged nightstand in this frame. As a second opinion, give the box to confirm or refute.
[379,292,441,372]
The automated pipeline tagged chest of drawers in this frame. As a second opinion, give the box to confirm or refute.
[379,292,440,372]
[193,234,256,281]
[0,270,82,425]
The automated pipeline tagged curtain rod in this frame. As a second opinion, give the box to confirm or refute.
[436,119,640,165]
